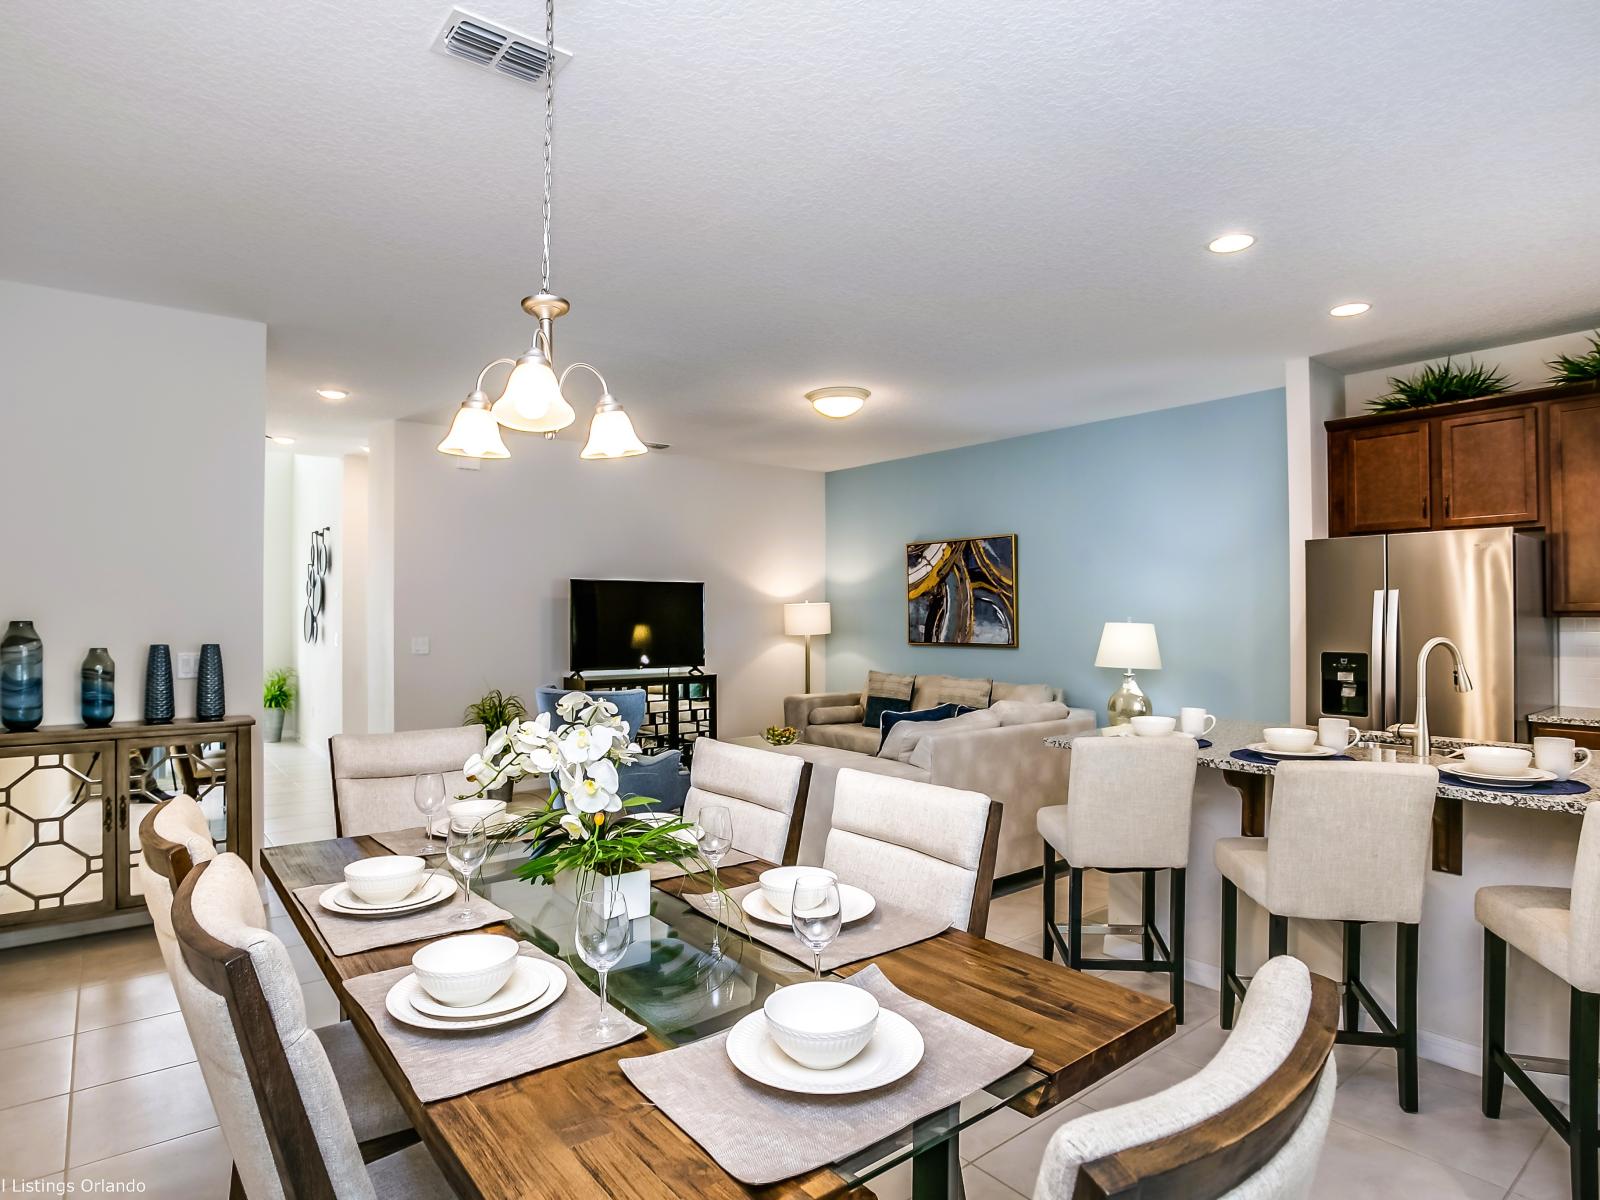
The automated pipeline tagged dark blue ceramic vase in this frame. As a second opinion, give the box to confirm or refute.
[144,644,175,725]
[1,621,44,732]
[81,647,115,728]
[196,643,225,721]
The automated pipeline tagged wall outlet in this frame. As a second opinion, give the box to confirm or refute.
[411,636,430,655]
[176,651,199,679]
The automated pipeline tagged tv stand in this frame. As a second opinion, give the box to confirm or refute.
[560,670,717,764]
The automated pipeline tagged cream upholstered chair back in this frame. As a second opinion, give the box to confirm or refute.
[683,738,811,865]
[137,795,218,975]
[823,769,1001,935]
[1566,803,1600,993]
[330,725,487,837]
[1034,957,1337,1200]
[171,853,376,1200]
[1062,736,1198,869]
[1265,761,1438,925]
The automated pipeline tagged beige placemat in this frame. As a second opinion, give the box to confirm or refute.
[688,883,949,970]
[292,880,514,956]
[620,964,1031,1186]
[647,849,758,882]
[369,827,447,857]
[343,942,645,1103]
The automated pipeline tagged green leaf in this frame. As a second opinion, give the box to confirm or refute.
[1367,357,1512,414]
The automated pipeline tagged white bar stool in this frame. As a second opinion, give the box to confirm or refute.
[1214,759,1438,1112]
[1477,801,1600,1200]
[1037,735,1198,1022]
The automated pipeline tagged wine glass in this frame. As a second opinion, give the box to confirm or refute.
[575,875,633,1040]
[696,805,733,911]
[791,877,842,979]
[413,773,447,842]
[445,817,489,924]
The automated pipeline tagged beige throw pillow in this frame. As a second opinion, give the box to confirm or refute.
[991,682,1058,704]
[905,709,1004,770]
[986,700,1071,727]
[861,670,915,729]
[910,674,993,710]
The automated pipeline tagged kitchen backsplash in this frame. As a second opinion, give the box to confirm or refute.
[1559,618,1600,707]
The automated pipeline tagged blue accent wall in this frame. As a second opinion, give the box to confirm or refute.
[824,389,1291,722]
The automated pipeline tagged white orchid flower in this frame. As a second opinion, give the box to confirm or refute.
[462,753,488,783]
[484,727,510,758]
[556,692,588,720]
[558,722,620,765]
[558,813,589,841]
[556,762,585,799]
[588,758,619,794]
[569,774,622,814]
[523,744,558,774]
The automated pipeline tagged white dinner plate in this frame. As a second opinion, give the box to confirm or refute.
[1440,765,1558,788]
[741,884,876,927]
[430,815,520,838]
[407,957,552,1019]
[1245,742,1343,760]
[384,958,567,1032]
[319,874,455,917]
[725,1010,924,1095]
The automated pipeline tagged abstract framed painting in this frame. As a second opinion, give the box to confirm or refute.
[906,534,1018,647]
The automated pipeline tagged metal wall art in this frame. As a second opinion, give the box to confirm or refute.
[303,527,332,644]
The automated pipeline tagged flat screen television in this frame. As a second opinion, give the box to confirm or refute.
[570,579,705,672]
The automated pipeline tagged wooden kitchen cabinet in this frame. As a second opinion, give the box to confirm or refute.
[1331,421,1432,534]
[1436,405,1541,527]
[1548,394,1600,613]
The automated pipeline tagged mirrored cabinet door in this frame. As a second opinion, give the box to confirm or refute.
[0,742,115,928]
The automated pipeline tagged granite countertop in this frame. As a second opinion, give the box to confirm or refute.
[1530,706,1600,729]
[1046,717,1597,815]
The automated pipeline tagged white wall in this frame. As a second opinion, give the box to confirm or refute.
[291,456,343,748]
[341,453,370,736]
[366,422,397,734]
[262,446,296,695]
[391,421,826,734]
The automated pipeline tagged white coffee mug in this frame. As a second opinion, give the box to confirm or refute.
[1317,718,1361,752]
[1179,707,1216,737]
[1534,736,1592,782]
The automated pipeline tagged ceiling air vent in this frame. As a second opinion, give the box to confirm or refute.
[431,8,572,85]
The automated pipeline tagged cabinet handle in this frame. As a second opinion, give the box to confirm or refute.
[1422,495,1429,519]
[117,797,128,830]
[1445,494,1451,518]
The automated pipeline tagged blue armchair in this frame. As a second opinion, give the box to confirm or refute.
[533,686,689,813]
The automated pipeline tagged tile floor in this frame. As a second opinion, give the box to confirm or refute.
[0,740,1578,1196]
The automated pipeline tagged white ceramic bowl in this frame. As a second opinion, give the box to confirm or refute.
[759,866,838,918]
[448,798,507,831]
[763,981,879,1070]
[343,855,425,904]
[1129,716,1177,737]
[1263,726,1319,753]
[411,933,520,1007]
[1459,745,1534,777]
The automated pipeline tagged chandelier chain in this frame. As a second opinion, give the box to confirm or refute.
[540,0,554,294]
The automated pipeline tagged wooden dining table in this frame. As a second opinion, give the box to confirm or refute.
[262,835,1174,1200]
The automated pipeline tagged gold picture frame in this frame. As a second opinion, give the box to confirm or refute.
[906,534,1018,647]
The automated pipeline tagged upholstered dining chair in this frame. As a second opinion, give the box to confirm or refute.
[328,725,486,837]
[681,737,812,865]
[169,853,452,1199]
[822,768,1002,937]
[1033,956,1338,1200]
[137,795,218,976]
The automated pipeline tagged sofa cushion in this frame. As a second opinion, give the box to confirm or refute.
[877,707,978,762]
[991,682,1057,704]
[910,675,992,710]
[860,670,914,729]
[906,710,1003,770]
[877,703,972,752]
[808,723,883,754]
[987,699,1071,727]
[810,704,864,725]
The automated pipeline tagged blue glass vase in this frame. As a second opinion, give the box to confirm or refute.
[81,647,115,728]
[1,620,44,732]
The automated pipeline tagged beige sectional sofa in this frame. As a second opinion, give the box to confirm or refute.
[780,675,1096,877]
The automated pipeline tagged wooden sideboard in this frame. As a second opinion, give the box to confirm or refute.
[1326,381,1600,613]
[0,715,254,935]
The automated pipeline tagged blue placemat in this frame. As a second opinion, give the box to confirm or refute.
[1229,748,1354,768]
[1442,775,1591,797]
[1194,737,1213,750]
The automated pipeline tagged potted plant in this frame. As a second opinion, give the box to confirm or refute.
[463,688,527,731]
[262,668,295,743]
[457,691,703,919]
[1367,357,1510,414]
[1548,332,1600,386]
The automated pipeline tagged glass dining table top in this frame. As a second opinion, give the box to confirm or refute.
[467,841,1048,1188]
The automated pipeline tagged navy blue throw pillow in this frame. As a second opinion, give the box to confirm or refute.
[877,703,974,750]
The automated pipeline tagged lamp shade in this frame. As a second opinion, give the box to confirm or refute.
[437,397,510,459]
[784,602,832,637]
[492,349,577,433]
[579,397,649,459]
[1094,622,1161,670]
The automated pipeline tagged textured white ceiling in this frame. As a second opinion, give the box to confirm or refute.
[3,0,1598,470]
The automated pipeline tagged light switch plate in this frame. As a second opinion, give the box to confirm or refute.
[411,636,430,655]
[176,651,199,679]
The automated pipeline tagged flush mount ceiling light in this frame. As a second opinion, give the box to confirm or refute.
[1207,233,1256,254]
[315,387,350,401]
[438,0,648,462]
[806,386,869,420]
[1329,301,1372,318]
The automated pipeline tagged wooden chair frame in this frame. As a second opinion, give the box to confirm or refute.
[967,798,1004,938]
[777,761,813,867]
[1071,972,1339,1199]
[138,800,201,894]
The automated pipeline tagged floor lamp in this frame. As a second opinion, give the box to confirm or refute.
[784,602,831,694]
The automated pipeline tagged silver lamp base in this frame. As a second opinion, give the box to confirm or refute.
[1106,670,1152,726]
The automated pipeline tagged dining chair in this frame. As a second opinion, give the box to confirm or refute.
[1214,760,1438,1112]
[1034,956,1338,1200]
[328,725,486,837]
[682,737,812,865]
[1478,800,1600,1199]
[1037,734,1199,1021]
[822,768,1002,936]
[169,853,452,1199]
[137,795,219,976]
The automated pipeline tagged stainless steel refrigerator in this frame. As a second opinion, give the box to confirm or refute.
[1305,528,1555,742]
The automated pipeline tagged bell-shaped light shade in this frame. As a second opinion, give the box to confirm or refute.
[580,397,649,459]
[492,350,577,433]
[437,397,510,459]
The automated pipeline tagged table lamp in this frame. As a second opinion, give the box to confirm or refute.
[1095,621,1161,725]
[784,602,831,693]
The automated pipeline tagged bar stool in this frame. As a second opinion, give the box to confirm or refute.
[1037,735,1198,1022]
[1214,760,1438,1111]
[1477,801,1600,1200]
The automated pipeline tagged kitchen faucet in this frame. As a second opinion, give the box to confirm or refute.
[1404,636,1475,758]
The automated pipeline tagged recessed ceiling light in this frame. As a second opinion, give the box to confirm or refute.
[806,386,869,420]
[1207,233,1256,254]
[316,387,351,401]
[1329,302,1372,318]
[267,434,296,446]
[359,445,370,454]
